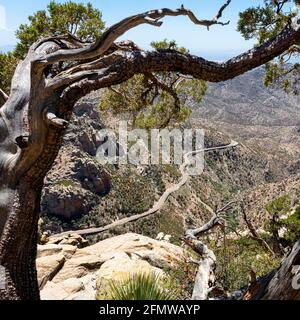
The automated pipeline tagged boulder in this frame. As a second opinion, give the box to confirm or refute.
[37,253,65,289]
[42,184,97,220]
[38,233,188,300]
[83,233,185,269]
[47,234,89,248]
[37,244,77,259]
[98,252,164,281]
[40,274,96,300]
[51,254,104,283]
[96,252,164,300]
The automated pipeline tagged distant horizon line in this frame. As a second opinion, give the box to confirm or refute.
[0,44,252,60]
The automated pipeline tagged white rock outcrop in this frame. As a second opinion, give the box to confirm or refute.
[38,233,187,300]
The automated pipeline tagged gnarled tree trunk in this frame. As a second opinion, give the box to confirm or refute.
[0,43,71,299]
[0,2,299,299]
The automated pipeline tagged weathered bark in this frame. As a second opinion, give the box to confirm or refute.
[0,2,299,300]
[185,237,216,300]
[0,42,71,300]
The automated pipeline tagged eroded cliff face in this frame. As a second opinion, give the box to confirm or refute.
[41,92,111,221]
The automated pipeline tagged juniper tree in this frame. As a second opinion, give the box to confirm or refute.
[238,0,300,94]
[0,0,300,300]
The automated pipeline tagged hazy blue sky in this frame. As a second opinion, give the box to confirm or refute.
[0,0,271,60]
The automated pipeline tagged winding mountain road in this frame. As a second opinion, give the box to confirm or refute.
[50,140,239,238]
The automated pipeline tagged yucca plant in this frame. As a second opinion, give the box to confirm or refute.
[108,273,175,300]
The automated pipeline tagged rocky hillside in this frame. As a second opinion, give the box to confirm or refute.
[40,67,300,246]
[40,96,280,244]
[197,67,300,127]
[190,67,300,228]
[41,94,111,221]
[193,67,300,170]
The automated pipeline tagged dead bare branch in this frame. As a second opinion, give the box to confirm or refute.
[183,201,236,300]
[185,201,236,239]
[241,205,275,255]
[183,236,216,300]
[0,88,8,103]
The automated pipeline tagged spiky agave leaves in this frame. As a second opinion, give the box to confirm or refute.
[108,272,176,301]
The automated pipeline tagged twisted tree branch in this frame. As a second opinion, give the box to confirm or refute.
[35,2,232,66]
[45,17,300,101]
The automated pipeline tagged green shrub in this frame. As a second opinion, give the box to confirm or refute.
[281,206,300,246]
[166,253,198,299]
[212,236,281,292]
[266,195,291,216]
[265,196,300,248]
[225,210,239,231]
[108,273,175,300]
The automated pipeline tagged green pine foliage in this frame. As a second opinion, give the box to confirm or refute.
[0,52,18,96]
[0,1,105,93]
[281,206,300,245]
[14,1,105,59]
[238,1,300,94]
[265,195,300,248]
[100,39,207,129]
[266,194,291,216]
